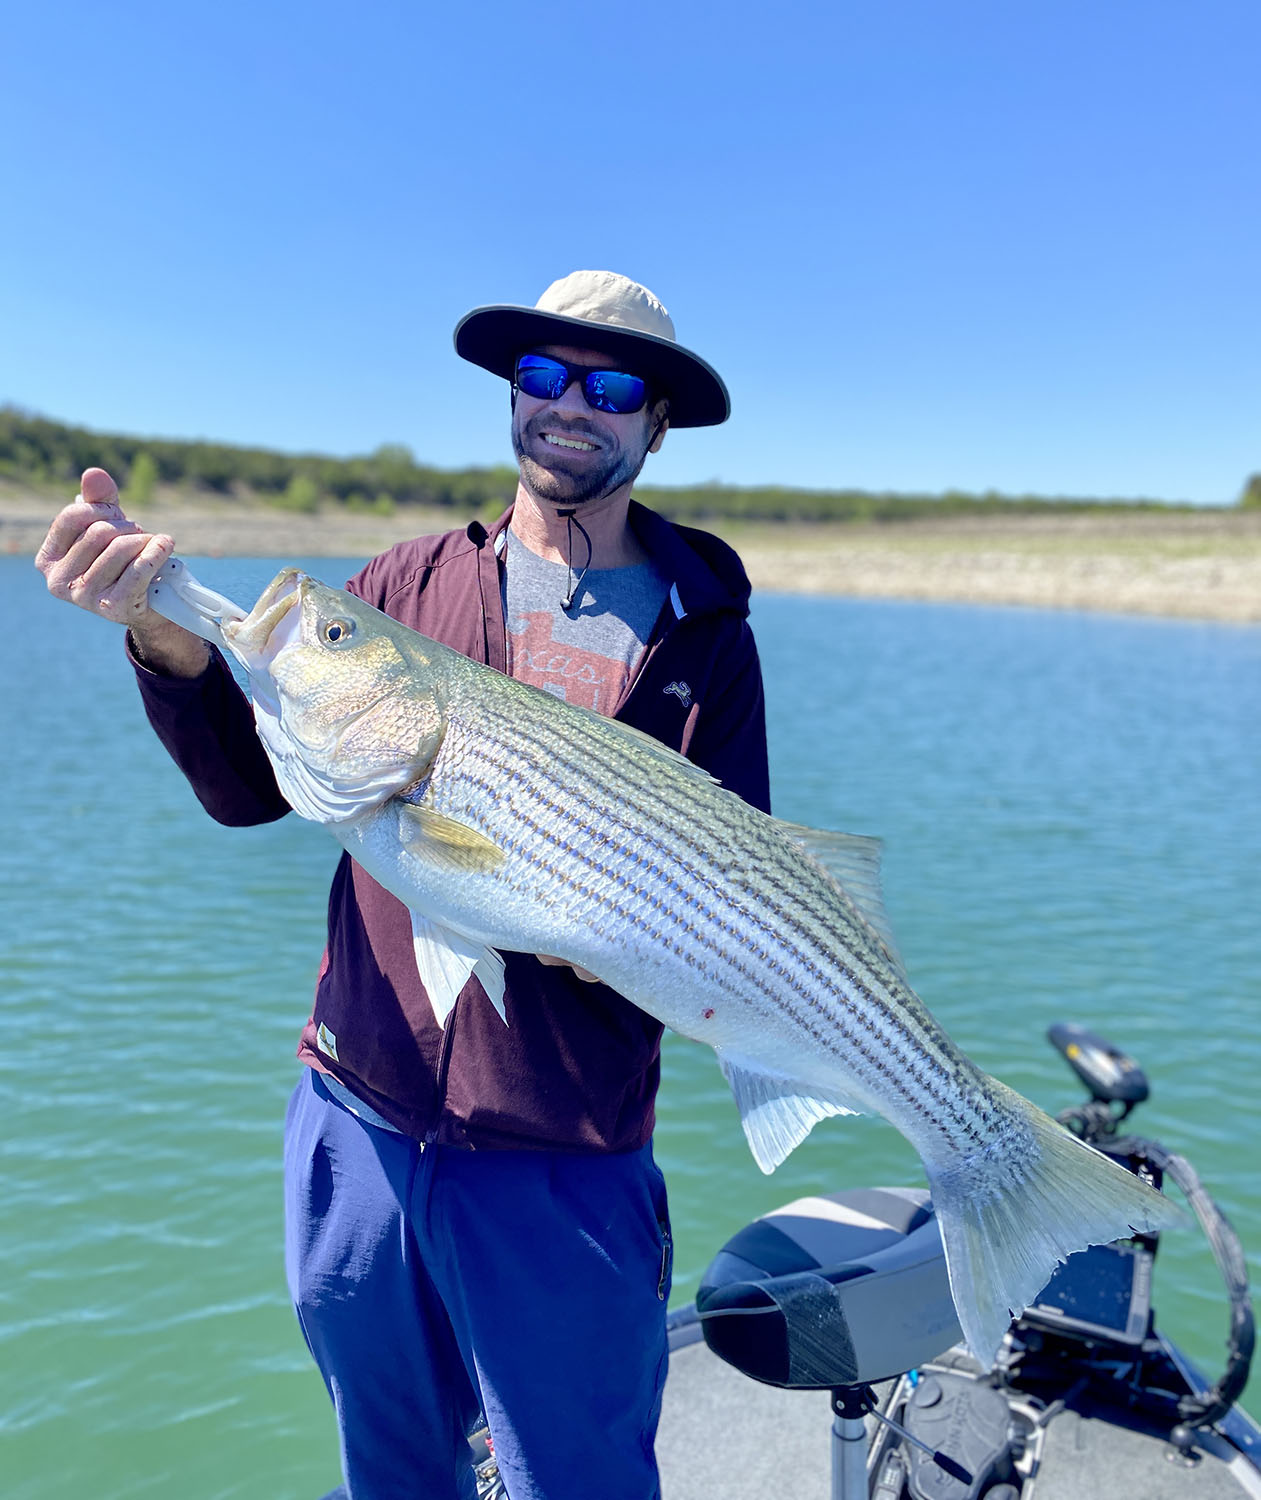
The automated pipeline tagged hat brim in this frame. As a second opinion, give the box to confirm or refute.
[453,305,730,428]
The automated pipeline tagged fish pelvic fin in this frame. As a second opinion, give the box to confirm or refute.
[925,1078,1183,1366]
[399,803,505,872]
[718,1053,863,1174]
[408,910,508,1028]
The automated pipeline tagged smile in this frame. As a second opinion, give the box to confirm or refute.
[543,434,598,452]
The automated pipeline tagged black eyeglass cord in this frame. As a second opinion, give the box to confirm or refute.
[557,509,593,612]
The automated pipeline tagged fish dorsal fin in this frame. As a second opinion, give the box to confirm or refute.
[408,909,508,1027]
[717,1052,862,1174]
[774,820,906,976]
[398,803,505,872]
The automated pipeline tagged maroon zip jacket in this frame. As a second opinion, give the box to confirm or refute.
[132,501,770,1151]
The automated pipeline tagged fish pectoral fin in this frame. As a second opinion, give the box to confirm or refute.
[718,1053,862,1174]
[409,910,508,1028]
[398,804,505,872]
[773,820,907,977]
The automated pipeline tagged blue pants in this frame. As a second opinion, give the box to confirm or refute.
[284,1071,673,1500]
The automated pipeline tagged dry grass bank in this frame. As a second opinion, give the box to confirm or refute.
[5,482,1259,623]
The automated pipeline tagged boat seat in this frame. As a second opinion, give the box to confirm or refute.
[696,1186,961,1389]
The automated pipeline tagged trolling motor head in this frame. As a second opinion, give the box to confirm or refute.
[1049,1022,1149,1142]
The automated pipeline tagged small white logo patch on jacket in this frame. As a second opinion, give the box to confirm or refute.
[664,681,693,707]
[316,1022,340,1061]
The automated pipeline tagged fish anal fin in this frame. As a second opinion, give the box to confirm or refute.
[409,910,508,1028]
[718,1053,862,1174]
[399,803,504,872]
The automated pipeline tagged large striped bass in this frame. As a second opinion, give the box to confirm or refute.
[162,562,1179,1365]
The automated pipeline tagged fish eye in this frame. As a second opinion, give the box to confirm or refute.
[321,618,354,645]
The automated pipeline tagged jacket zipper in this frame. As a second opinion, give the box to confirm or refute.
[423,999,459,1147]
[420,517,497,1147]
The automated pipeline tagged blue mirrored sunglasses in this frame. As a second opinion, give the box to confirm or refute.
[514,354,649,415]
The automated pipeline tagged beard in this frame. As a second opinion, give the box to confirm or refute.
[511,408,649,506]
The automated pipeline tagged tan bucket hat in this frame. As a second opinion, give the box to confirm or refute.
[453,269,730,428]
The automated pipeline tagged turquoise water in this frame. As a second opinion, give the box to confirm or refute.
[2,555,1258,1498]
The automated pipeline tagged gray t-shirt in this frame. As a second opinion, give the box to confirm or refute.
[502,528,669,715]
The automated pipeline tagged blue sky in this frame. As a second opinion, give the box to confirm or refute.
[2,1,1257,503]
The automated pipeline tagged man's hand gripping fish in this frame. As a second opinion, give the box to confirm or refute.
[150,559,1181,1366]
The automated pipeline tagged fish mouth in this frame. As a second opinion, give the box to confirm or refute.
[222,568,305,671]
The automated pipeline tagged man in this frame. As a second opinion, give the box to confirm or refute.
[37,270,769,1500]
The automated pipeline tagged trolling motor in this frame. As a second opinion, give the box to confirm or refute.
[1030,1023,1256,1450]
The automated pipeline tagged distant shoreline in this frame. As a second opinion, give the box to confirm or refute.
[5,486,1259,624]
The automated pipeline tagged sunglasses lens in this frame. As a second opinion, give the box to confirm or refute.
[515,355,647,414]
[584,371,646,414]
[515,355,569,401]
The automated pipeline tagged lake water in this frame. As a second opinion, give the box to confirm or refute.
[2,554,1258,1498]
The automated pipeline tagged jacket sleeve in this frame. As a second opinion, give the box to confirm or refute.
[686,620,772,815]
[130,641,290,826]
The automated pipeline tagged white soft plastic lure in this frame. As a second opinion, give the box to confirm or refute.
[146,554,248,646]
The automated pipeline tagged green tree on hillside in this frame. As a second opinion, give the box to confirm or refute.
[372,443,417,496]
[275,474,320,513]
[1239,474,1261,509]
[126,451,158,506]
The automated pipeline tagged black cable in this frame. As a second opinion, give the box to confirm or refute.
[1099,1131,1255,1431]
[557,508,593,611]
[1146,1143,1254,1429]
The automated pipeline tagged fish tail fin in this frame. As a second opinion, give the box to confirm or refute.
[925,1079,1182,1366]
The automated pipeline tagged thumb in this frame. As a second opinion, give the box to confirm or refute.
[80,466,122,512]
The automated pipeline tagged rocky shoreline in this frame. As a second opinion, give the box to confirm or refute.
[727,510,1261,623]
[6,487,1259,624]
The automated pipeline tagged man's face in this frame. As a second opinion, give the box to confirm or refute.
[511,343,668,507]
